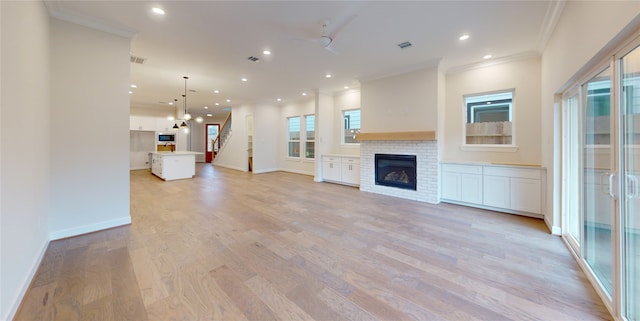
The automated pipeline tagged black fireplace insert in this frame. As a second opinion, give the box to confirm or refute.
[375,154,417,190]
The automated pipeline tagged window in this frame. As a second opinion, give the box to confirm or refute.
[305,115,315,159]
[287,116,300,157]
[464,90,514,145]
[343,109,360,144]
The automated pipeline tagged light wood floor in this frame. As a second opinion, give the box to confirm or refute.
[15,164,611,321]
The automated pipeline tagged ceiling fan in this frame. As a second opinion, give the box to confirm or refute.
[307,15,357,55]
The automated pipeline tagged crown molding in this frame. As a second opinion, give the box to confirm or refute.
[357,58,442,83]
[445,51,541,75]
[537,0,566,53]
[44,0,136,38]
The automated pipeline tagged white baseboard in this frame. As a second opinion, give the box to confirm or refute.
[49,216,131,240]
[544,215,562,235]
[4,238,50,321]
[277,168,314,176]
[212,163,248,172]
[252,168,279,174]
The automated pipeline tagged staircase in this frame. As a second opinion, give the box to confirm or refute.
[212,112,231,162]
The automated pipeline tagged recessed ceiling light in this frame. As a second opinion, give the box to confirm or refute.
[459,34,470,41]
[325,74,332,78]
[226,99,231,102]
[277,98,282,102]
[169,102,173,105]
[263,50,271,55]
[130,84,137,88]
[483,54,492,59]
[213,90,219,94]
[203,106,208,109]
[302,92,307,96]
[206,113,213,117]
[152,7,165,15]
[129,91,133,94]
[241,78,248,82]
[344,86,349,89]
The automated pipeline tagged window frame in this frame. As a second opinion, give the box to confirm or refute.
[461,89,518,152]
[304,114,315,159]
[287,116,301,158]
[342,108,361,145]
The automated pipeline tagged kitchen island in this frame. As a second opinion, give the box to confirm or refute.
[150,151,203,181]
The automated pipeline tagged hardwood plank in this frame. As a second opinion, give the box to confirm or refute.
[13,164,611,321]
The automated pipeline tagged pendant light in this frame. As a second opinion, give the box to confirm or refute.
[182,76,191,121]
[172,98,179,130]
[180,94,188,129]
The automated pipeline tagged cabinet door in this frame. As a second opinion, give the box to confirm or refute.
[441,172,462,201]
[460,174,483,204]
[510,178,541,213]
[483,175,510,208]
[341,163,360,185]
[322,161,341,181]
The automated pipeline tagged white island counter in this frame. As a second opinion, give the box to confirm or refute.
[151,152,203,181]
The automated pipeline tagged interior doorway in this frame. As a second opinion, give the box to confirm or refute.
[206,124,220,163]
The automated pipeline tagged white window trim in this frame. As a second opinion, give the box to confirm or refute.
[462,88,516,149]
[287,116,301,158]
[342,108,361,145]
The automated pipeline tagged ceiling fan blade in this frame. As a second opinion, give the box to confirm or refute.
[324,45,339,55]
[328,14,357,40]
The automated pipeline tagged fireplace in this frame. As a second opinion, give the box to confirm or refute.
[375,154,417,190]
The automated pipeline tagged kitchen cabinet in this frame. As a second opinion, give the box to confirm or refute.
[322,155,360,186]
[441,164,483,204]
[441,162,546,217]
[151,152,203,181]
[130,115,157,131]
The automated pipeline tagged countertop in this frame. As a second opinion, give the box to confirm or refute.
[151,151,204,156]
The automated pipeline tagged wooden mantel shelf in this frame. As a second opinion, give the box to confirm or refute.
[356,131,436,141]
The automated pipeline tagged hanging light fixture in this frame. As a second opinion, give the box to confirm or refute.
[180,94,188,129]
[172,98,179,129]
[182,76,191,121]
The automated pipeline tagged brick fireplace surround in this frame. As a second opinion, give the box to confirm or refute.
[358,132,439,204]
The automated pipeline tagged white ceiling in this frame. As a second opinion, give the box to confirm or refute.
[45,1,561,118]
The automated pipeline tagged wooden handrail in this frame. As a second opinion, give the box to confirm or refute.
[212,112,232,161]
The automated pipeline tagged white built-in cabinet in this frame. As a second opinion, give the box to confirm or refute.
[130,115,175,132]
[322,155,360,186]
[441,162,546,217]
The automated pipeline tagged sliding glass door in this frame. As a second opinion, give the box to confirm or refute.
[562,37,640,321]
[583,67,614,297]
[620,42,640,321]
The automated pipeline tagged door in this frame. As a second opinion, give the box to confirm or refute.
[562,90,581,246]
[620,42,640,321]
[205,124,219,162]
[582,66,615,297]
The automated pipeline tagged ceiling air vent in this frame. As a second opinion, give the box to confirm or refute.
[130,55,146,64]
[247,56,260,62]
[397,41,412,49]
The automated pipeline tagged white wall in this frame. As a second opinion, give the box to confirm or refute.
[49,19,131,239]
[443,57,542,164]
[279,98,316,175]
[253,103,279,173]
[541,2,640,233]
[361,67,438,132]
[214,104,252,171]
[0,2,51,319]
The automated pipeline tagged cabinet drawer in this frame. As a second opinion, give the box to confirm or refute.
[442,164,482,175]
[324,156,340,162]
[483,166,541,179]
[342,157,360,164]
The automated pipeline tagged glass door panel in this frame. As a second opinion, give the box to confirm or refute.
[583,67,614,296]
[620,43,640,321]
